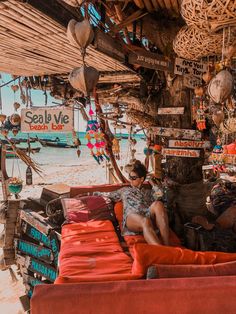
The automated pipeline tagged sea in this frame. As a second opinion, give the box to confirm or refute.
[1,131,146,180]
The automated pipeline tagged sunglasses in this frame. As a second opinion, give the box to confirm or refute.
[129,175,139,181]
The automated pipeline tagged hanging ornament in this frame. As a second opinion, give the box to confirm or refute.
[69,65,99,96]
[1,129,9,136]
[10,113,21,126]
[13,102,21,111]
[112,138,120,160]
[12,128,19,136]
[11,85,19,93]
[67,19,94,53]
[208,70,233,104]
[0,114,6,123]
[210,138,226,173]
[196,103,206,130]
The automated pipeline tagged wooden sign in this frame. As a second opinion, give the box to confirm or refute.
[183,76,202,89]
[21,107,73,133]
[94,29,125,62]
[174,57,207,78]
[158,107,184,115]
[49,230,60,267]
[23,274,44,287]
[26,257,57,282]
[162,148,200,158]
[21,221,51,248]
[15,239,53,263]
[169,140,210,149]
[128,50,172,72]
[20,209,53,235]
[148,127,202,140]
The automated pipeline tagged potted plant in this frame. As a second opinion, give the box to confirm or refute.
[8,177,23,194]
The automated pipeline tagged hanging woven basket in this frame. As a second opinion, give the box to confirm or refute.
[181,0,236,32]
[69,65,99,96]
[173,25,222,60]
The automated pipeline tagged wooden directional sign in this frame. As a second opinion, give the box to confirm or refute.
[128,50,172,72]
[49,230,60,268]
[94,29,125,62]
[168,140,210,149]
[23,274,44,287]
[148,127,202,140]
[21,221,51,248]
[157,107,184,115]
[174,57,207,78]
[15,239,53,263]
[20,209,53,235]
[26,257,57,282]
[162,148,200,158]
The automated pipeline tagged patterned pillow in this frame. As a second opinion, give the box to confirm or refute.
[62,195,115,223]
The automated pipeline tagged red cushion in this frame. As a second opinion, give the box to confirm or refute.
[62,196,114,223]
[55,220,141,283]
[132,243,236,276]
[114,201,123,229]
[155,261,236,278]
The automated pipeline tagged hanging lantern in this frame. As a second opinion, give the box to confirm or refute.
[194,86,204,97]
[67,19,94,51]
[202,72,212,84]
[13,102,21,111]
[74,19,94,50]
[69,65,99,96]
[208,70,233,104]
[67,19,79,47]
[0,114,6,123]
[10,113,21,126]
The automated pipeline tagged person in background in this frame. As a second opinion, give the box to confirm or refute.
[109,160,169,245]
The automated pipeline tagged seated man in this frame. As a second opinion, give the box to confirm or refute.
[108,160,170,246]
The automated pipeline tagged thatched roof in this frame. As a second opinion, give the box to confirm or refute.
[0,0,139,83]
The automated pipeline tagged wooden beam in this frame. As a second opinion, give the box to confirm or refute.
[24,0,82,27]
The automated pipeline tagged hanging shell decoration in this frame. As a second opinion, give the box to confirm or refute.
[67,19,94,52]
[10,113,21,126]
[181,0,236,32]
[69,65,99,96]
[12,128,19,136]
[208,70,233,104]
[1,129,9,136]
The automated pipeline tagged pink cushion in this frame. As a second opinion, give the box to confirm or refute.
[61,196,115,223]
[155,261,236,278]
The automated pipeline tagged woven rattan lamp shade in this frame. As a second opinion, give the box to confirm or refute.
[173,25,223,60]
[181,0,236,32]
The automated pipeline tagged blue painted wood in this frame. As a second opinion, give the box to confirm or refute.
[21,221,51,248]
[28,258,57,282]
[16,239,53,263]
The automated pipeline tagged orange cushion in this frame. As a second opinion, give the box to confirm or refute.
[55,220,140,284]
[114,201,123,229]
[132,243,236,276]
[154,261,236,278]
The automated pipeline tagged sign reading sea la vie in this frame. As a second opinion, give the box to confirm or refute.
[21,108,73,133]
[174,57,207,79]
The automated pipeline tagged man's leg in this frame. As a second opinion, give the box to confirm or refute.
[126,214,162,245]
[150,201,169,245]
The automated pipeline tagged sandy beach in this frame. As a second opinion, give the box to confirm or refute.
[0,140,145,313]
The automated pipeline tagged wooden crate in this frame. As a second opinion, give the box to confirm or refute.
[40,184,70,207]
